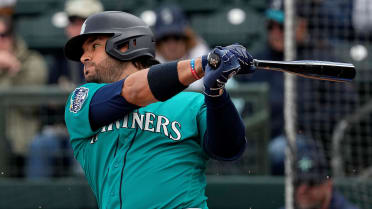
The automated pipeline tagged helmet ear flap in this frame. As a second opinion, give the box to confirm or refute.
[106,33,155,61]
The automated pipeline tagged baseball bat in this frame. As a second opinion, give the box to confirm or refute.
[207,53,356,82]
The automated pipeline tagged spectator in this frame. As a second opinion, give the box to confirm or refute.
[236,0,309,140]
[239,0,356,176]
[152,4,209,91]
[0,0,16,16]
[25,0,103,179]
[0,14,48,177]
[268,134,307,176]
[303,0,354,42]
[351,0,372,41]
[49,0,104,88]
[279,136,359,209]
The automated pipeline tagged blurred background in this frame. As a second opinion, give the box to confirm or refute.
[0,0,371,208]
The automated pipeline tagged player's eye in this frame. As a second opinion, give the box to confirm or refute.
[93,43,101,49]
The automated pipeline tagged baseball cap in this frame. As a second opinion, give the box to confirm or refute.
[0,0,16,8]
[65,0,104,19]
[0,0,16,16]
[266,0,284,24]
[295,138,330,186]
[153,4,188,41]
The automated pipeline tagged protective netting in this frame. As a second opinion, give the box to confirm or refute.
[286,1,372,208]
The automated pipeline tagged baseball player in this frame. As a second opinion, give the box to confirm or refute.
[64,11,253,209]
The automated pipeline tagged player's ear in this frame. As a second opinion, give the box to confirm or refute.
[118,41,129,53]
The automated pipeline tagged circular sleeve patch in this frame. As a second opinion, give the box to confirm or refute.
[70,87,89,113]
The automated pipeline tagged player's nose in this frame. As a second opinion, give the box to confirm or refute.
[80,51,92,63]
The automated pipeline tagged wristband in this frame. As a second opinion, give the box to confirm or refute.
[190,59,201,80]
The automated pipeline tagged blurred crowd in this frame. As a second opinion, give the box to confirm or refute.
[0,0,370,207]
[0,0,369,208]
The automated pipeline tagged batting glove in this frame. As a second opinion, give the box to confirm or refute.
[223,44,255,74]
[203,47,241,97]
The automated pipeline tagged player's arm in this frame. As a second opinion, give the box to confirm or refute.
[201,46,254,160]
[122,58,205,107]
[90,44,252,134]
[89,58,206,130]
[203,91,246,160]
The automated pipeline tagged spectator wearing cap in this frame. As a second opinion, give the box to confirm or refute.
[152,4,209,91]
[48,0,104,88]
[236,0,309,141]
[278,136,359,209]
[0,0,16,16]
[26,0,104,179]
[153,4,209,64]
[64,0,104,43]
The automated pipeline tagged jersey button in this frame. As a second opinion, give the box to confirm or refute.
[114,163,119,168]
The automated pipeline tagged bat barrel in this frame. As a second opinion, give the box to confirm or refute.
[253,59,356,82]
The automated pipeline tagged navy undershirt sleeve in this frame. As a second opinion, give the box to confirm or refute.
[203,91,247,161]
[89,79,139,131]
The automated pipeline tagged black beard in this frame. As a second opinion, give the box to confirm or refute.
[87,57,127,83]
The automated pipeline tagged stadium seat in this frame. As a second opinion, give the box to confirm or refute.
[190,7,266,53]
[162,0,223,13]
[15,12,67,50]
[14,0,65,16]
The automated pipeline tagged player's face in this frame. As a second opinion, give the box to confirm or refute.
[295,180,332,209]
[81,36,127,83]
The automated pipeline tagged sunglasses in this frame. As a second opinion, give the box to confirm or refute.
[158,34,187,43]
[68,16,86,24]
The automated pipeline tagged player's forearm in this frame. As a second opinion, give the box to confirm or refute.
[177,57,204,86]
[203,91,247,161]
[122,58,204,106]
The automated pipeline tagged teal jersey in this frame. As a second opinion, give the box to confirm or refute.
[65,83,209,209]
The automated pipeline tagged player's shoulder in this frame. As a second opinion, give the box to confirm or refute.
[77,82,106,90]
[66,83,106,108]
[69,83,106,96]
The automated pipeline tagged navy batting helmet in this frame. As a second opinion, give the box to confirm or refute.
[64,11,156,62]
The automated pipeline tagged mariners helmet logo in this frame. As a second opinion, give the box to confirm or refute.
[70,87,89,113]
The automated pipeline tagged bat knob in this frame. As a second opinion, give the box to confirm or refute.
[207,52,221,69]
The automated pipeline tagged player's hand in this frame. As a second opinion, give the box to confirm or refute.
[203,47,240,97]
[222,44,255,74]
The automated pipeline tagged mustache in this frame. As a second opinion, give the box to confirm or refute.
[83,61,96,68]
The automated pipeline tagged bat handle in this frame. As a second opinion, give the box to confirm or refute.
[207,52,221,69]
[207,52,257,74]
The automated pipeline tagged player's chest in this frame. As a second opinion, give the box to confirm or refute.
[90,110,190,146]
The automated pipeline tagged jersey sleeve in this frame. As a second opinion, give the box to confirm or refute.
[65,83,105,142]
[196,96,207,145]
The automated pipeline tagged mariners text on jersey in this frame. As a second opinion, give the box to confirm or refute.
[90,111,182,144]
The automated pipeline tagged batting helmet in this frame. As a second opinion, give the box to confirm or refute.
[64,11,156,62]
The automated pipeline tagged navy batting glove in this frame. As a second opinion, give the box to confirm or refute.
[203,47,241,97]
[223,44,255,74]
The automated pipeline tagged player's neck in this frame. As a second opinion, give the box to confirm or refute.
[117,61,139,81]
